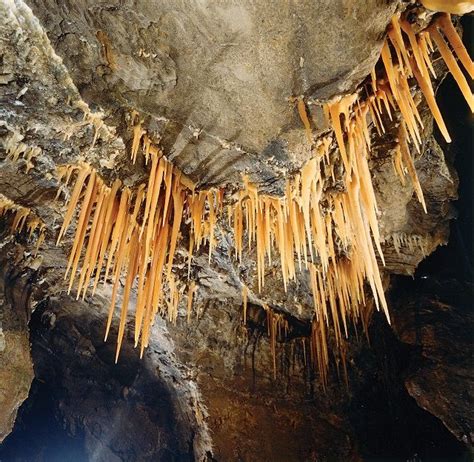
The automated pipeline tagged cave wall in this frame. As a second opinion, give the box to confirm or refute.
[0,251,34,443]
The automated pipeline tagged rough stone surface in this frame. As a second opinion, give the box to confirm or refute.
[0,243,213,461]
[0,245,34,443]
[25,0,400,190]
[391,276,474,447]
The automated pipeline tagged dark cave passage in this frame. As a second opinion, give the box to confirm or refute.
[0,297,195,462]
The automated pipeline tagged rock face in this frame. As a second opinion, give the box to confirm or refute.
[26,0,398,189]
[391,277,474,447]
[0,249,34,443]
[0,0,472,461]
[0,244,213,461]
[28,294,211,461]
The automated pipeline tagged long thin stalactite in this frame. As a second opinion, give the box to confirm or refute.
[53,12,473,381]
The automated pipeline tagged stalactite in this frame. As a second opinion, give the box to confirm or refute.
[242,285,248,325]
[4,135,41,173]
[131,112,145,164]
[297,97,313,144]
[382,232,430,257]
[263,307,288,380]
[428,19,474,113]
[310,317,328,388]
[437,14,474,78]
[52,11,472,380]
[0,194,46,252]
[56,153,193,358]
[187,281,197,323]
[392,144,407,186]
[399,121,427,213]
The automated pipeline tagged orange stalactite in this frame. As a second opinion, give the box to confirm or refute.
[104,188,131,342]
[115,227,140,363]
[325,94,357,175]
[51,12,473,381]
[166,177,185,282]
[367,96,384,135]
[92,179,121,295]
[389,17,413,76]
[418,32,438,79]
[241,285,248,325]
[429,23,474,113]
[131,122,144,164]
[166,273,180,323]
[370,69,378,95]
[207,190,217,262]
[437,14,474,78]
[187,232,194,279]
[65,170,98,294]
[76,181,109,299]
[381,41,421,152]
[411,54,452,142]
[56,163,91,245]
[393,144,407,186]
[399,122,427,213]
[140,151,158,237]
[310,317,329,388]
[262,307,288,380]
[103,186,130,284]
[376,88,394,121]
[375,13,471,148]
[0,194,46,251]
[400,19,427,78]
[162,162,174,226]
[105,236,127,343]
[11,208,30,234]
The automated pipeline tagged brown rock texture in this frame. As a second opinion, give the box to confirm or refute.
[0,249,34,443]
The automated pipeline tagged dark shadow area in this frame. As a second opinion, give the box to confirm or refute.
[0,379,88,462]
[348,312,470,462]
[0,297,194,462]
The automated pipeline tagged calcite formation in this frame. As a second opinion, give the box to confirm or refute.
[50,12,472,383]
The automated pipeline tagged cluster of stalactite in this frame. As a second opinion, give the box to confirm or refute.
[53,11,472,380]
[4,131,42,174]
[0,193,45,251]
[381,232,430,257]
[321,13,472,217]
[56,156,190,362]
[231,136,388,380]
